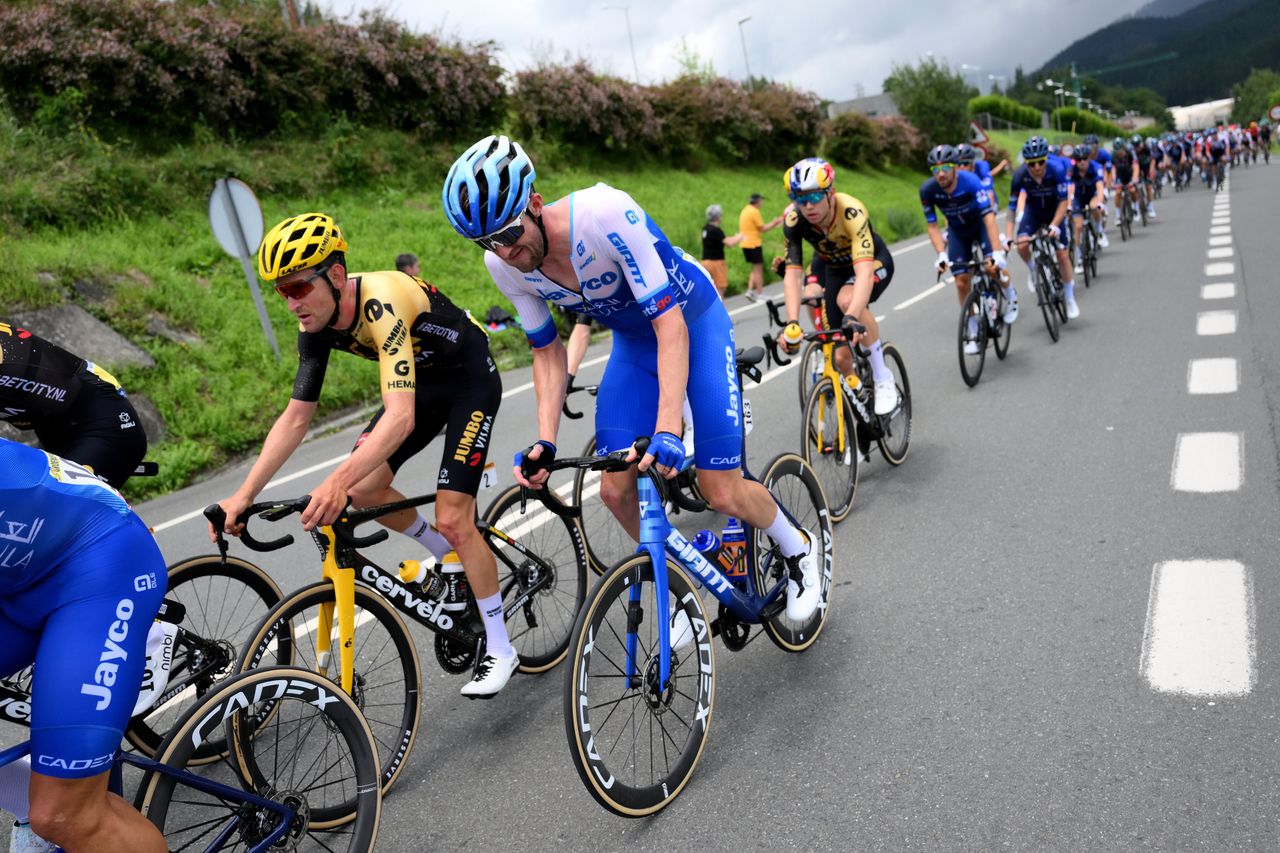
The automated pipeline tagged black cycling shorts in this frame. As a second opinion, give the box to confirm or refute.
[32,374,146,489]
[742,246,764,265]
[355,325,502,496]
[812,246,894,329]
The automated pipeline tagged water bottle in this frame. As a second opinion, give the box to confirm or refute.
[782,322,804,351]
[986,293,998,325]
[398,558,446,601]
[439,551,468,612]
[720,518,747,581]
[692,529,720,556]
[843,372,862,394]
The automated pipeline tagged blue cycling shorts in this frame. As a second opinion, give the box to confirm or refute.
[1016,209,1068,248]
[945,224,992,275]
[0,517,166,778]
[595,301,745,470]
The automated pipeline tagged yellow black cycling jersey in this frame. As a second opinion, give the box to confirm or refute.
[292,271,486,402]
[783,192,887,271]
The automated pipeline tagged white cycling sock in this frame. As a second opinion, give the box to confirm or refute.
[0,755,31,822]
[763,504,808,558]
[865,339,891,384]
[404,513,451,560]
[1064,280,1076,301]
[1003,285,1018,302]
[476,592,514,659]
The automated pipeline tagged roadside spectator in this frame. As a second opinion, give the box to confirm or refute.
[395,252,420,277]
[738,192,782,301]
[700,204,744,298]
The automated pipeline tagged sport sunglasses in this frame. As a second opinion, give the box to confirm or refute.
[930,164,956,174]
[789,190,826,206]
[472,211,526,251]
[275,266,330,300]
[1026,157,1048,167]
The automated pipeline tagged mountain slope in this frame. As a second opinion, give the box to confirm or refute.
[1038,0,1279,105]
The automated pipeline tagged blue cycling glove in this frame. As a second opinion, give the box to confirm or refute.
[514,440,557,478]
[647,431,686,472]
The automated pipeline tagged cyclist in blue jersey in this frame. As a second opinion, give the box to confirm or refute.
[956,143,1008,212]
[443,136,824,624]
[1083,134,1113,227]
[1070,145,1108,259]
[0,439,167,853]
[920,145,1016,351]
[1003,136,1080,319]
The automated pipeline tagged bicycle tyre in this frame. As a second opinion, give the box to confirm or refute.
[139,665,381,847]
[482,483,588,673]
[875,344,912,465]
[1036,261,1060,343]
[573,436,638,576]
[125,555,285,764]
[1080,230,1092,288]
[238,581,421,799]
[801,377,858,522]
[755,453,835,651]
[563,552,713,817]
[992,289,1012,361]
[797,340,824,410]
[958,289,986,387]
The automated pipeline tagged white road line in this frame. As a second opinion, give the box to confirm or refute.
[1210,217,1230,226]
[894,282,947,311]
[1140,560,1255,696]
[1204,262,1235,276]
[1172,432,1242,492]
[1209,225,1231,235]
[1196,310,1237,336]
[1201,283,1236,300]
[1208,235,1232,246]
[1187,358,1238,395]
[1206,247,1234,259]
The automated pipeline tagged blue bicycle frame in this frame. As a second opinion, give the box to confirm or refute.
[630,474,788,692]
[0,741,298,852]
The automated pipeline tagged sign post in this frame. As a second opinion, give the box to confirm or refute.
[1268,104,1280,123]
[208,178,279,360]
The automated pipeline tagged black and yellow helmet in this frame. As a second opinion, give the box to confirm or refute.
[257,212,348,282]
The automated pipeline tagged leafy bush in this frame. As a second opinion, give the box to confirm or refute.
[511,62,661,157]
[1049,107,1124,139]
[874,116,927,167]
[744,82,825,164]
[968,95,1042,129]
[884,57,975,147]
[650,75,763,164]
[822,112,878,167]
[0,0,505,144]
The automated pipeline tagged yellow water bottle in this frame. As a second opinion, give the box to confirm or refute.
[782,322,803,350]
[843,372,862,393]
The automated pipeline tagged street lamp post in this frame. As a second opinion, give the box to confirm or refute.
[737,16,754,85]
[960,63,982,91]
[987,73,1007,93]
[602,4,640,84]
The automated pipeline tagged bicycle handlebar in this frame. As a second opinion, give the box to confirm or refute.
[561,380,600,420]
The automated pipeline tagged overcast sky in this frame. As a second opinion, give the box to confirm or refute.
[326,0,1152,101]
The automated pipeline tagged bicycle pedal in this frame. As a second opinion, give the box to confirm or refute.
[759,596,787,621]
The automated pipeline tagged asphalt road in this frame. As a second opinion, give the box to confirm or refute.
[25,163,1280,851]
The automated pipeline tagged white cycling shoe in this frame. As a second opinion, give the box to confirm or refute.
[784,532,822,622]
[963,339,980,356]
[1065,297,1081,320]
[873,379,900,416]
[460,651,519,699]
[1003,299,1019,325]
[1098,231,1110,249]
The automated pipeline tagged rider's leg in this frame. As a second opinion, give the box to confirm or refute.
[29,774,165,853]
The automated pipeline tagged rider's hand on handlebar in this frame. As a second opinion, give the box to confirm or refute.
[990,249,1007,269]
[779,322,804,354]
[210,494,252,542]
[998,233,1012,253]
[935,251,949,274]
[638,431,684,480]
[513,440,557,490]
[1047,224,1060,239]
[840,313,867,345]
[301,474,348,531]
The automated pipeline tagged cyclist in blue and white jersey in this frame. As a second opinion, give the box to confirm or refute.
[1070,144,1108,259]
[0,438,167,853]
[1003,136,1080,319]
[1083,134,1113,225]
[921,145,1015,353]
[442,136,823,624]
[956,143,1007,211]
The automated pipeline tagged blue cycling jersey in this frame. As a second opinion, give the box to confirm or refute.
[1093,147,1113,171]
[971,159,1000,209]
[1007,160,1069,219]
[487,183,720,346]
[920,170,992,229]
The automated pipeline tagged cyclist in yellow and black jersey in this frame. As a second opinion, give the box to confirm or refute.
[779,158,898,415]
[213,212,516,698]
[0,322,146,488]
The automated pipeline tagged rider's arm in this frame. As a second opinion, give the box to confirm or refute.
[650,309,689,438]
[926,221,945,254]
[983,210,1002,254]
[565,322,591,377]
[228,397,318,509]
[307,389,414,525]
[532,336,569,444]
[1049,198,1069,231]
[781,211,805,323]
[838,260,876,319]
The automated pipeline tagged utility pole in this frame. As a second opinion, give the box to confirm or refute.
[737,17,754,86]
[602,5,640,84]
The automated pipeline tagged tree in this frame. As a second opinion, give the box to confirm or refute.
[1231,68,1280,123]
[883,57,976,147]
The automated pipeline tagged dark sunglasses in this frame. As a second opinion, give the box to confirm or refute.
[789,190,826,207]
[472,212,526,251]
[275,266,329,300]
[1026,157,1047,167]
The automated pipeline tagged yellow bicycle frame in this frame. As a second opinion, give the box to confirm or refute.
[311,525,358,694]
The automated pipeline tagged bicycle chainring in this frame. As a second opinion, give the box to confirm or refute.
[434,633,477,674]
[717,602,751,651]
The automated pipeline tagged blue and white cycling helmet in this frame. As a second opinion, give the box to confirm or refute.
[1022,136,1049,160]
[442,135,537,243]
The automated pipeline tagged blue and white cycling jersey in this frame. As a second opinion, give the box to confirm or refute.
[484,183,745,470]
[1071,160,1106,206]
[919,169,992,232]
[1093,147,1113,172]
[1007,160,1069,222]
[487,183,720,347]
[971,159,999,209]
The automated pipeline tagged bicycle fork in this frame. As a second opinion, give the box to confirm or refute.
[314,536,358,695]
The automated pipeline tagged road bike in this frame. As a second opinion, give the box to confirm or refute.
[1118,189,1135,242]
[765,299,911,520]
[223,476,587,797]
[554,351,834,816]
[1029,228,1069,343]
[951,256,1012,388]
[1077,211,1100,288]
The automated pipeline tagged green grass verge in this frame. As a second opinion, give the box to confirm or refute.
[3,136,931,500]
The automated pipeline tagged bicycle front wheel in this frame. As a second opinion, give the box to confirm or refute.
[563,553,713,817]
[573,436,639,575]
[992,289,1012,361]
[796,339,825,409]
[1036,262,1060,342]
[755,453,835,651]
[126,555,285,763]
[958,289,986,387]
[876,343,912,466]
[238,581,422,799]
[139,666,381,848]
[802,377,859,522]
[483,483,588,673]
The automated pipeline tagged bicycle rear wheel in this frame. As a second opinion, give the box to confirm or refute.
[801,378,858,522]
[139,666,381,848]
[238,581,421,799]
[876,343,912,465]
[1036,261,1060,343]
[958,289,986,387]
[992,289,1012,361]
[126,555,285,764]
[573,436,639,576]
[797,340,824,409]
[482,483,587,673]
[755,453,835,651]
[563,553,713,817]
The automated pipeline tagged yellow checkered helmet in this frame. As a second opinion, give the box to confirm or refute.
[257,212,348,282]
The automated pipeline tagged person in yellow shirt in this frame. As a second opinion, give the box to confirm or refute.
[738,192,783,301]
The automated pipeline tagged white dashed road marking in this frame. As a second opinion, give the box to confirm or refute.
[1187,358,1238,395]
[1201,283,1235,300]
[1196,310,1237,335]
[1208,235,1232,246]
[1172,432,1242,492]
[1206,247,1234,259]
[1204,262,1234,276]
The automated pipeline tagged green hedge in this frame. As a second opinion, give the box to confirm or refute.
[968,95,1042,129]
[1050,107,1125,138]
